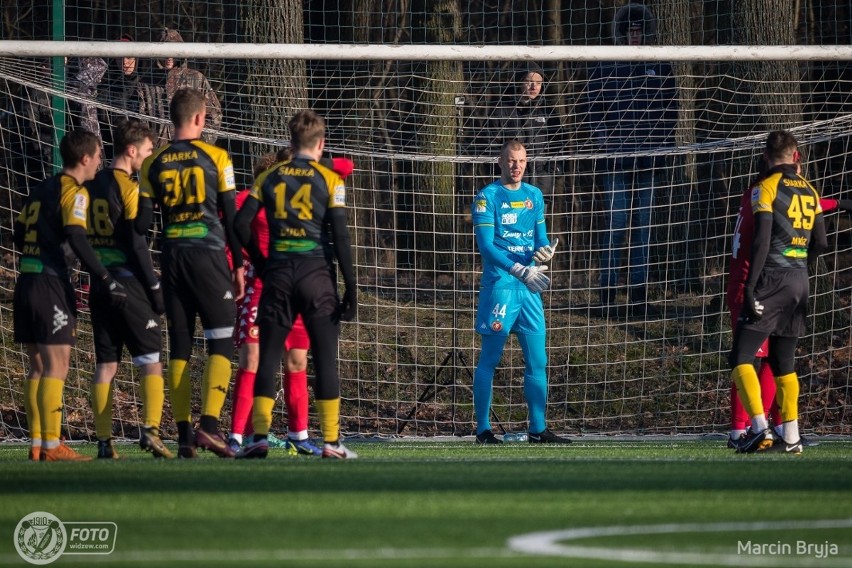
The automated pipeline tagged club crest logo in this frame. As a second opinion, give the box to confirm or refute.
[524,199,533,209]
[14,512,118,564]
[491,321,503,332]
[14,511,66,565]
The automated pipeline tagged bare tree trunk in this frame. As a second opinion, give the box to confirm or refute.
[541,0,568,254]
[649,0,702,289]
[413,1,463,274]
[732,0,802,130]
[244,0,307,159]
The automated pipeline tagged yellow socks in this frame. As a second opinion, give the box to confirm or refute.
[201,354,231,418]
[251,396,276,437]
[90,381,114,440]
[38,376,65,445]
[775,372,800,443]
[167,359,191,424]
[732,364,764,417]
[141,374,165,430]
[774,372,799,422]
[316,398,341,444]
[24,377,41,443]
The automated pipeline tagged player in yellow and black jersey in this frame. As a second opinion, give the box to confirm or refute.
[729,130,828,455]
[234,109,358,459]
[12,129,123,462]
[83,119,172,459]
[138,88,244,458]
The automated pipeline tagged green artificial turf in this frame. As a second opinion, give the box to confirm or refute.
[0,440,850,567]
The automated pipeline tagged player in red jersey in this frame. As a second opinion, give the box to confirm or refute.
[726,171,781,447]
[228,149,355,455]
[727,156,850,448]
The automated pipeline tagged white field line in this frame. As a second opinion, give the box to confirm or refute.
[508,518,852,567]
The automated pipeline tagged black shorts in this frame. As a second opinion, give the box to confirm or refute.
[257,257,338,329]
[741,269,809,338]
[162,247,236,339]
[90,276,162,364]
[13,273,77,345]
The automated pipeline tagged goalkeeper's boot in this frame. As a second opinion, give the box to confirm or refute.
[195,428,236,458]
[41,443,92,462]
[735,428,774,453]
[97,438,120,459]
[474,430,503,445]
[236,437,269,459]
[322,441,359,459]
[767,437,803,455]
[528,428,572,444]
[287,437,323,456]
[139,427,174,459]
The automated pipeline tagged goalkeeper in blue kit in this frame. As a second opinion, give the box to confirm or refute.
[471,139,571,445]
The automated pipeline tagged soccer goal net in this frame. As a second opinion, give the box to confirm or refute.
[1,7,851,441]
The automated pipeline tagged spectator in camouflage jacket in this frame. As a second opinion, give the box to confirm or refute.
[69,56,107,138]
[155,27,222,145]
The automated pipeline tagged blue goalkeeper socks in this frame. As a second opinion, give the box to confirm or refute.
[474,334,508,434]
[518,333,548,433]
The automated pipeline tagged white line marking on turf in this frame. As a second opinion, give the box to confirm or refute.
[507,518,852,567]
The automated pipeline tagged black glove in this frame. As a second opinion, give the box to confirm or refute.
[148,282,165,315]
[743,287,764,323]
[251,254,267,278]
[103,276,128,309]
[338,287,357,322]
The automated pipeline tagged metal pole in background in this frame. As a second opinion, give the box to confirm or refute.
[51,0,66,170]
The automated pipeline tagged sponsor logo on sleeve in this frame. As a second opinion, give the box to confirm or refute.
[224,165,236,189]
[73,194,88,221]
[334,184,346,206]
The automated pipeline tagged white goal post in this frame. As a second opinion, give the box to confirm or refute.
[4,41,852,61]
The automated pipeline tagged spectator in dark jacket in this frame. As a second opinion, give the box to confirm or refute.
[584,3,678,308]
[494,63,564,201]
[98,35,141,152]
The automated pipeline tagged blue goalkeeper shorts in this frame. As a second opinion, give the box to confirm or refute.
[475,287,545,337]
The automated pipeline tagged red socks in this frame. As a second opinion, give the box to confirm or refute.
[284,370,309,434]
[231,368,256,436]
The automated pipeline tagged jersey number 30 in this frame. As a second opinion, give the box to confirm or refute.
[159,167,206,207]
